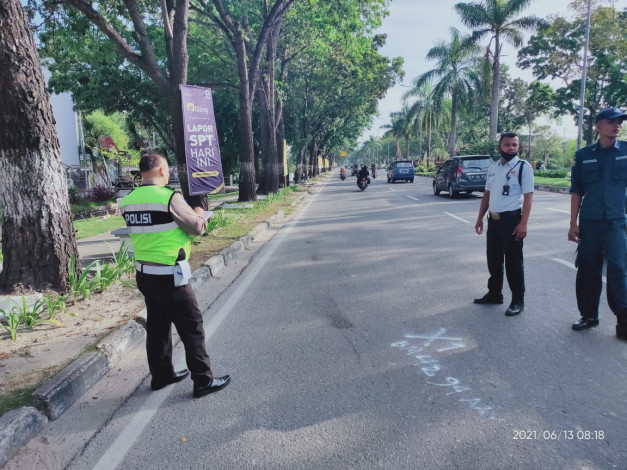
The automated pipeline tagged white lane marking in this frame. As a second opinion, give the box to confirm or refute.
[389,188,397,192]
[547,208,569,214]
[92,190,318,470]
[551,257,606,284]
[407,196,419,201]
[444,212,471,224]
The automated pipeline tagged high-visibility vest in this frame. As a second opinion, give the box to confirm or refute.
[119,185,191,265]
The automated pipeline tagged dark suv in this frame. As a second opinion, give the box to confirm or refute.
[387,160,415,183]
[433,155,493,197]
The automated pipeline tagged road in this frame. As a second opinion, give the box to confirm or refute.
[69,175,627,469]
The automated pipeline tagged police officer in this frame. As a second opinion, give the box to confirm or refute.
[569,107,627,340]
[474,132,534,316]
[120,152,231,397]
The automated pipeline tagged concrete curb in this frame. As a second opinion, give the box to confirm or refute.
[33,352,108,421]
[204,255,226,276]
[0,407,48,467]
[0,186,313,466]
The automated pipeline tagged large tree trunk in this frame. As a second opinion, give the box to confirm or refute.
[257,23,281,195]
[234,30,257,202]
[0,0,78,292]
[489,36,501,140]
[426,111,432,166]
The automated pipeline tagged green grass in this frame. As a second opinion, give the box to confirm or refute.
[73,216,127,240]
[534,176,571,188]
[0,385,38,416]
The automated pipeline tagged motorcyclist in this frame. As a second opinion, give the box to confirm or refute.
[370,163,377,179]
[357,164,370,185]
[340,167,347,180]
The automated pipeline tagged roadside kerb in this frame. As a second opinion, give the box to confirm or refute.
[0,188,308,466]
[0,407,48,467]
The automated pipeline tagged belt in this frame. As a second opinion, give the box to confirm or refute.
[135,262,175,275]
[489,209,521,220]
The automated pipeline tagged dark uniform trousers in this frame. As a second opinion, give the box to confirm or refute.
[486,213,525,302]
[576,218,627,318]
[136,271,213,385]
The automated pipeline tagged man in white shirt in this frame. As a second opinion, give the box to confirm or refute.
[474,133,534,316]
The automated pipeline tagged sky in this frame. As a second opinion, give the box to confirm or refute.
[361,0,626,144]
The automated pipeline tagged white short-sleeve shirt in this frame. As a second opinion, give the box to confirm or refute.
[485,156,534,213]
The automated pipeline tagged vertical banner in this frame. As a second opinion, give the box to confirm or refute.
[317,156,322,171]
[180,85,225,195]
[324,158,329,169]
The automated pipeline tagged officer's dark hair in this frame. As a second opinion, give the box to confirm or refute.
[139,152,168,173]
[498,132,518,145]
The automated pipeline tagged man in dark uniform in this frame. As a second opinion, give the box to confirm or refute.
[569,107,627,340]
[474,132,534,316]
[120,152,231,397]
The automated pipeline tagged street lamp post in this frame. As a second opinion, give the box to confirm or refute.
[576,0,592,150]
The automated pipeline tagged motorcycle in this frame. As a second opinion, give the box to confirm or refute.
[357,176,368,191]
[372,168,377,179]
[340,173,346,181]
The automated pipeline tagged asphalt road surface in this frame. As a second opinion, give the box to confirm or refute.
[69,174,627,469]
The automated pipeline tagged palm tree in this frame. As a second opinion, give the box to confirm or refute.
[455,0,541,139]
[361,135,382,163]
[413,28,481,157]
[404,82,438,166]
[380,115,404,158]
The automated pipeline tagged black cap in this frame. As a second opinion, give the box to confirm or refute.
[596,107,627,122]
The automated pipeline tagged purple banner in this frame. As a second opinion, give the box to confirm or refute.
[180,85,225,196]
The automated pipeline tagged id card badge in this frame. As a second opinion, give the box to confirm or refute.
[174,260,192,287]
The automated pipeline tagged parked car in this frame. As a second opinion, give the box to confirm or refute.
[387,160,415,183]
[432,155,493,198]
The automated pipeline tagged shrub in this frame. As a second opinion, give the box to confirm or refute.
[68,185,83,204]
[535,169,568,178]
[89,185,116,203]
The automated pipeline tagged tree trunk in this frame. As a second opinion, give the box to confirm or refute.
[449,93,458,157]
[0,0,78,292]
[405,135,410,159]
[234,30,257,202]
[256,24,280,195]
[489,36,501,140]
[294,146,307,183]
[426,111,432,165]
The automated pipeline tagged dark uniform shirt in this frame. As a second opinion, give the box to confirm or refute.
[570,139,627,220]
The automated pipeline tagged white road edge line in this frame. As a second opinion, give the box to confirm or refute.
[92,189,320,470]
[547,208,569,214]
[407,196,418,201]
[551,257,606,284]
[444,212,471,224]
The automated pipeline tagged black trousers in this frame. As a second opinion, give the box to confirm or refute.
[136,271,213,385]
[486,215,525,302]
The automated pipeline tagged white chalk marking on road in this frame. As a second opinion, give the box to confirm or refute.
[547,208,569,214]
[92,186,318,470]
[407,196,419,201]
[551,257,606,284]
[444,212,471,224]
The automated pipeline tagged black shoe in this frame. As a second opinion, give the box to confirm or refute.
[505,302,524,316]
[616,325,627,340]
[193,375,231,398]
[151,369,190,391]
[572,317,599,331]
[474,292,503,304]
